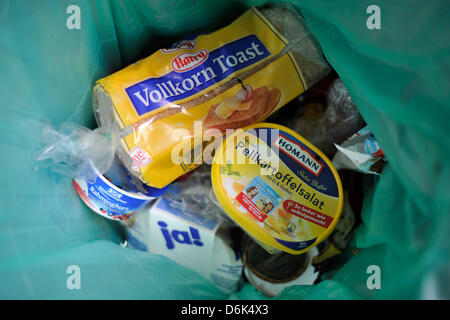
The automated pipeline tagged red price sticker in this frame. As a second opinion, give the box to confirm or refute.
[130,145,152,171]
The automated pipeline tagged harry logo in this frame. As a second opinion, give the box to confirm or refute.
[171,50,209,72]
[158,221,204,250]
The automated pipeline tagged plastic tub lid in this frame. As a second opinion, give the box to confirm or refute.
[211,123,343,255]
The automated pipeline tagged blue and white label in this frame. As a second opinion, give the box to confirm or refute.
[275,237,317,251]
[125,198,243,292]
[73,158,167,221]
[125,35,270,116]
[74,175,155,221]
[88,176,151,214]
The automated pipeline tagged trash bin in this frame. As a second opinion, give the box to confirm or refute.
[0,0,448,300]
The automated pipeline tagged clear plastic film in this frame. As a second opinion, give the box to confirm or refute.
[34,120,168,222]
[270,77,366,158]
[35,121,117,181]
[162,165,227,223]
[258,5,329,88]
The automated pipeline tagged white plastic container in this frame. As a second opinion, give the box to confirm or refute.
[73,157,167,221]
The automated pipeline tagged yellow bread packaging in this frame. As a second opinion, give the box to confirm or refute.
[93,5,329,188]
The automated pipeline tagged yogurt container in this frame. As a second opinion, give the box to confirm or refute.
[73,157,168,221]
[211,123,343,254]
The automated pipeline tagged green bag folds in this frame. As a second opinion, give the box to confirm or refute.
[0,0,448,299]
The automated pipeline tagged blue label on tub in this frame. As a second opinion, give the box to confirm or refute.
[86,175,151,217]
[74,158,168,221]
[275,237,317,251]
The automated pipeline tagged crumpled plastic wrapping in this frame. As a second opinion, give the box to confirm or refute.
[162,165,228,224]
[333,126,386,175]
[270,77,366,157]
[35,122,117,181]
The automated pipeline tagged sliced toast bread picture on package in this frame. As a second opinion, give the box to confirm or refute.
[203,85,282,133]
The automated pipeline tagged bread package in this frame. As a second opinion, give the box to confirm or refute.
[93,4,329,188]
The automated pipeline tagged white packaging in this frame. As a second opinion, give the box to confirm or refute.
[125,198,243,293]
[332,126,386,175]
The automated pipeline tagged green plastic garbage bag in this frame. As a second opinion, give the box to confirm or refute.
[0,0,448,299]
